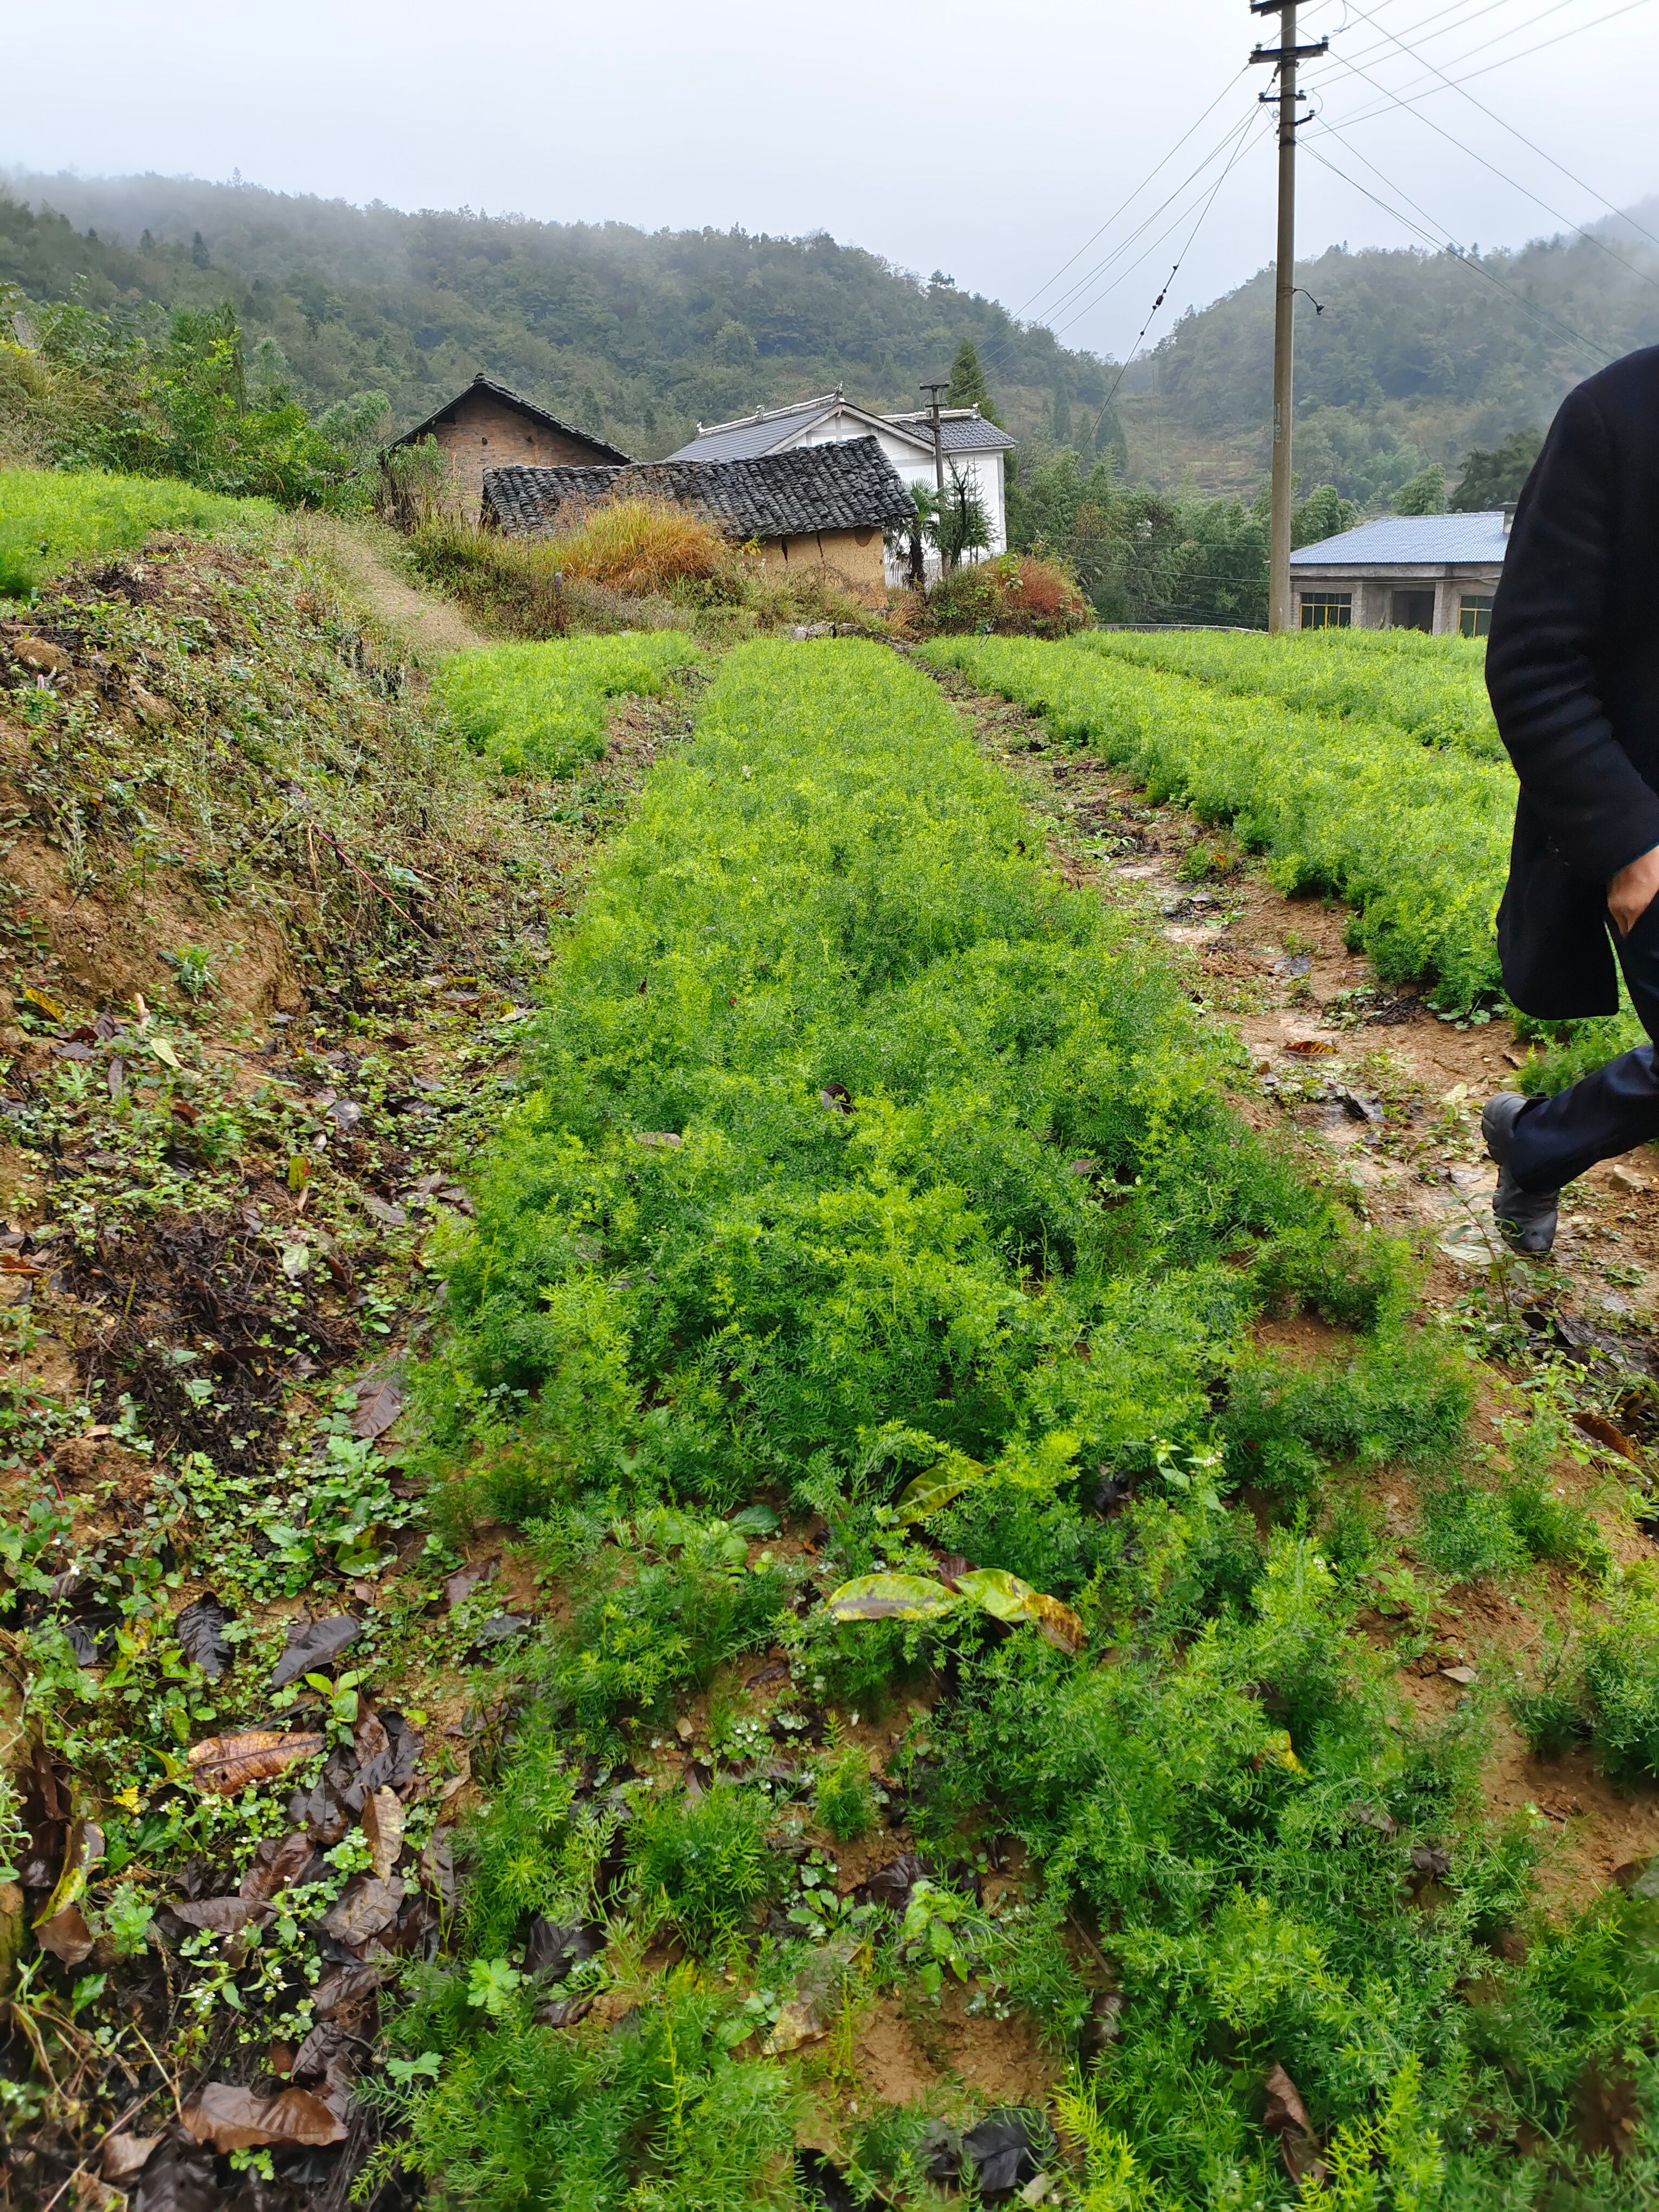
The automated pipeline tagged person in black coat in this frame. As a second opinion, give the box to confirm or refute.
[1482,342,1659,1252]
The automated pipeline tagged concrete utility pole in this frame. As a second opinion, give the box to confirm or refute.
[918,381,948,498]
[919,380,950,576]
[1250,0,1326,632]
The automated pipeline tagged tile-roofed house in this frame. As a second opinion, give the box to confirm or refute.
[664,391,1017,584]
[385,373,631,520]
[1290,508,1515,634]
[481,438,916,592]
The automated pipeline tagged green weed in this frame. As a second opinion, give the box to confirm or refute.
[0,464,269,596]
[627,1783,781,1946]
[432,633,704,779]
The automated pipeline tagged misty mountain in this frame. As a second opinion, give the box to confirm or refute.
[0,170,1114,460]
[1139,202,1659,501]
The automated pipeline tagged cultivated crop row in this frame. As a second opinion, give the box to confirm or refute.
[922,634,1513,1012]
[384,640,1650,2205]
[432,632,705,779]
[1077,623,1501,758]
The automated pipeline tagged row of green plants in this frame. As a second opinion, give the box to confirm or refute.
[0,463,271,597]
[921,634,1513,1013]
[1077,625,1502,760]
[431,633,707,778]
[387,641,1659,2205]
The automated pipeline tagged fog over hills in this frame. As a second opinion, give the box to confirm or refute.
[8,166,1659,497]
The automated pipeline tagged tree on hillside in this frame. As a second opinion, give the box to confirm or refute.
[1094,397,1128,474]
[1292,483,1358,548]
[17,296,352,504]
[936,463,993,571]
[1393,462,1446,515]
[946,340,1000,423]
[1450,426,1542,509]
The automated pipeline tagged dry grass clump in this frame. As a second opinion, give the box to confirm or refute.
[546,495,732,593]
[406,505,891,644]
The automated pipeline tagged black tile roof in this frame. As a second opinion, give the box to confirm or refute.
[481,436,915,543]
[388,374,632,464]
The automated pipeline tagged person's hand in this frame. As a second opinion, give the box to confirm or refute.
[1609,845,1659,936]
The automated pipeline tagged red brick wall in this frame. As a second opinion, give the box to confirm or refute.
[431,391,616,517]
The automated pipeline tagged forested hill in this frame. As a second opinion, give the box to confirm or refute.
[1140,205,1659,501]
[0,171,1116,462]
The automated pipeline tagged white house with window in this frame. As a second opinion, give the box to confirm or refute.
[1289,508,1514,635]
[665,392,1015,586]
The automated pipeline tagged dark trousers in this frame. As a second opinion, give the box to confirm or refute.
[1509,894,1659,1192]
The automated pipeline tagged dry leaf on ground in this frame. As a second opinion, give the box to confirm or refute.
[188,1730,324,1794]
[181,2082,348,2152]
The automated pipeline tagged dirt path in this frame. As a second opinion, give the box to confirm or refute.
[931,663,1659,1909]
[284,511,490,658]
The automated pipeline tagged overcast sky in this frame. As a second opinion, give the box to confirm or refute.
[8,0,1657,361]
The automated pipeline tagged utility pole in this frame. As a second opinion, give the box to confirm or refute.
[918,381,948,498]
[1250,0,1326,632]
[919,380,950,575]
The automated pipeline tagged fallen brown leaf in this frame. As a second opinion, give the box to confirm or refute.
[35,1903,93,1966]
[101,2132,162,2184]
[353,1371,406,1441]
[363,1787,404,1880]
[187,1729,324,1794]
[239,1828,316,1903]
[169,1895,271,1935]
[1262,2063,1310,2137]
[321,1873,404,1946]
[181,2082,348,2152]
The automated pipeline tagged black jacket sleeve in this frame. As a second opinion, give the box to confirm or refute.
[1486,382,1659,884]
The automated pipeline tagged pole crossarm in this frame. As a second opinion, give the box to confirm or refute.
[1249,39,1328,61]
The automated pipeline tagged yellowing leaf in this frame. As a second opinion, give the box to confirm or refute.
[954,1567,1037,1622]
[33,1819,105,1927]
[150,1036,182,1070]
[1025,1589,1088,1655]
[894,1449,985,1521]
[956,1568,1086,1655]
[827,1573,959,1623]
[22,987,64,1021]
[1259,1728,1307,1774]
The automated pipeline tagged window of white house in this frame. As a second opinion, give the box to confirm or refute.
[1459,593,1494,638]
[1300,592,1352,629]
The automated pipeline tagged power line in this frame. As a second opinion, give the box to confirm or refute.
[1052,111,1269,340]
[1012,69,1253,321]
[1306,23,1659,295]
[1298,127,1615,365]
[1322,0,1659,253]
[1318,0,1652,123]
[1019,107,1264,336]
[1082,111,1274,439]
[960,97,1266,397]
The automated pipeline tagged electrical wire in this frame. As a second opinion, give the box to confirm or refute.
[1298,128,1615,366]
[1317,0,1652,123]
[1319,0,1659,253]
[961,96,1266,394]
[1305,27,1659,294]
[1083,113,1275,444]
[1049,110,1268,339]
[1011,68,1253,321]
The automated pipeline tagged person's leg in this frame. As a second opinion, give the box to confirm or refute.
[1496,895,1659,1197]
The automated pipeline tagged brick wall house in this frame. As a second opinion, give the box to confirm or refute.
[386,374,631,519]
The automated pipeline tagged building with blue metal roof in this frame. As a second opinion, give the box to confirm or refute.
[1289,507,1514,635]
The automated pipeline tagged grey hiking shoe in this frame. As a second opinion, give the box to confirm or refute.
[1481,1091,1559,1255]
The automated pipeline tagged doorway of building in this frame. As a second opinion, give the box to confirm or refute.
[1389,589,1436,632]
